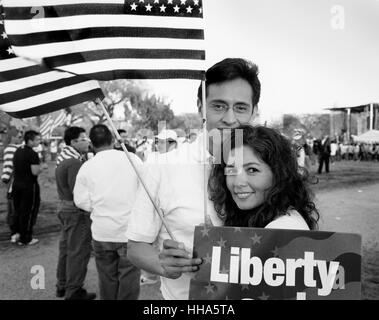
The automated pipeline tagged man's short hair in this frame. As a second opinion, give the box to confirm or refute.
[24,130,40,144]
[197,58,261,109]
[90,124,113,148]
[64,127,86,146]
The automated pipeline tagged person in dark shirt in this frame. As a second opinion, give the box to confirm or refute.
[114,129,136,153]
[12,130,43,246]
[55,126,96,300]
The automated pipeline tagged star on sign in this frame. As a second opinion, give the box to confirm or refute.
[250,233,261,245]
[216,237,227,248]
[203,253,212,265]
[271,246,279,257]
[145,3,152,11]
[233,227,242,233]
[204,283,215,294]
[200,226,210,237]
[160,4,166,12]
[173,5,180,13]
[241,284,250,291]
[130,2,137,10]
[186,5,193,13]
[258,292,270,300]
[220,266,229,274]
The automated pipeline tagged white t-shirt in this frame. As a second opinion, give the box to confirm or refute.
[126,134,222,300]
[265,210,310,230]
[74,149,143,242]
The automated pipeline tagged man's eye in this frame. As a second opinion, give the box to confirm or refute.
[234,105,249,113]
[212,104,226,111]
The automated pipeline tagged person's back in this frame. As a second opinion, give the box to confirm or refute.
[76,149,142,241]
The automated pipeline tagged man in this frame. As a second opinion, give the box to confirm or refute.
[317,135,331,174]
[1,129,23,243]
[156,129,178,154]
[126,58,261,300]
[55,126,96,300]
[114,129,136,153]
[12,130,43,246]
[74,125,143,300]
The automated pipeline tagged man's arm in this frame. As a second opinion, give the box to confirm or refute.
[73,165,92,212]
[67,160,82,194]
[127,240,202,279]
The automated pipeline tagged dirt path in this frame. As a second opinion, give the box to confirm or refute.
[0,184,378,300]
[315,184,379,299]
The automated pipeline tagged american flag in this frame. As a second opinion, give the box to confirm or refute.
[0,4,104,119]
[39,114,54,138]
[2,0,205,80]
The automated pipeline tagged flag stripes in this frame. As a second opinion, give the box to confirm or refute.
[0,4,104,118]
[3,0,206,80]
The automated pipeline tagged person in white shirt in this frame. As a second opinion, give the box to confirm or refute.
[126,58,262,300]
[74,124,143,300]
[208,125,319,231]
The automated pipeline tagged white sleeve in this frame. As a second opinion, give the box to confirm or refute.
[126,163,163,243]
[265,211,310,230]
[73,165,92,212]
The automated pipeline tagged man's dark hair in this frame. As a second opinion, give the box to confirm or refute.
[117,129,126,135]
[90,124,113,148]
[24,130,40,144]
[64,127,86,146]
[197,58,261,110]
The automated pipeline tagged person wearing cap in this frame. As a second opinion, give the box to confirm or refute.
[126,58,261,300]
[156,129,178,154]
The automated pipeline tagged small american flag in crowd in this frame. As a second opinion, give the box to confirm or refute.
[3,0,206,80]
[0,4,103,118]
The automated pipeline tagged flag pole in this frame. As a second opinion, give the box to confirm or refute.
[201,80,211,226]
[94,97,177,241]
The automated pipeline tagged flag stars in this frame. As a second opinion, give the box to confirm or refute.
[1,32,7,39]
[258,292,270,300]
[130,2,138,10]
[139,0,145,3]
[160,4,166,12]
[199,7,202,14]
[250,233,262,245]
[194,0,199,5]
[203,253,212,265]
[173,5,180,13]
[180,0,187,5]
[186,5,193,13]
[154,0,160,3]
[167,0,173,4]
[145,3,152,11]
[204,283,215,294]
[7,46,14,55]
[216,237,227,248]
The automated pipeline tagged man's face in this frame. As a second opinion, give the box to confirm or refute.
[71,132,90,154]
[120,132,128,144]
[202,78,255,132]
[31,135,41,148]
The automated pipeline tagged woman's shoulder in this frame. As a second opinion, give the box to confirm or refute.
[265,210,310,230]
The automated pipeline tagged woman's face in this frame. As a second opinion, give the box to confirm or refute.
[225,145,274,210]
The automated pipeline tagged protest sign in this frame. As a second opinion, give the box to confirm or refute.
[189,226,361,300]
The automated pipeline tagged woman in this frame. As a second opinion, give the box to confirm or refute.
[208,125,319,230]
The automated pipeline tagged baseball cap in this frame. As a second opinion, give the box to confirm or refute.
[156,129,178,142]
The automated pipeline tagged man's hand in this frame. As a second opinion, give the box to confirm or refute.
[159,239,202,279]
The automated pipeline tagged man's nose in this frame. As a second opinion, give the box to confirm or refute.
[222,107,238,126]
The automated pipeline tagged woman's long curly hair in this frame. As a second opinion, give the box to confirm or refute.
[208,125,319,230]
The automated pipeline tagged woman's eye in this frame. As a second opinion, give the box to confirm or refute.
[247,167,258,174]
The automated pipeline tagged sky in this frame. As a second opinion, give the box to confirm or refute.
[148,0,379,123]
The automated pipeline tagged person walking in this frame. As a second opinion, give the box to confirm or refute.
[317,135,331,174]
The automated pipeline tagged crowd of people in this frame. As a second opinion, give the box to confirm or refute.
[0,57,331,300]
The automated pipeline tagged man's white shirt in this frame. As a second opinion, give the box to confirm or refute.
[74,149,143,243]
[126,133,222,300]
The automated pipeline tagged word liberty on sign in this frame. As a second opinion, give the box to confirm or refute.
[189,226,361,300]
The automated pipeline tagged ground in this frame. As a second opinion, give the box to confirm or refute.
[0,160,378,300]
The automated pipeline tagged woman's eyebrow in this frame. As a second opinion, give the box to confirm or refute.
[243,162,261,167]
